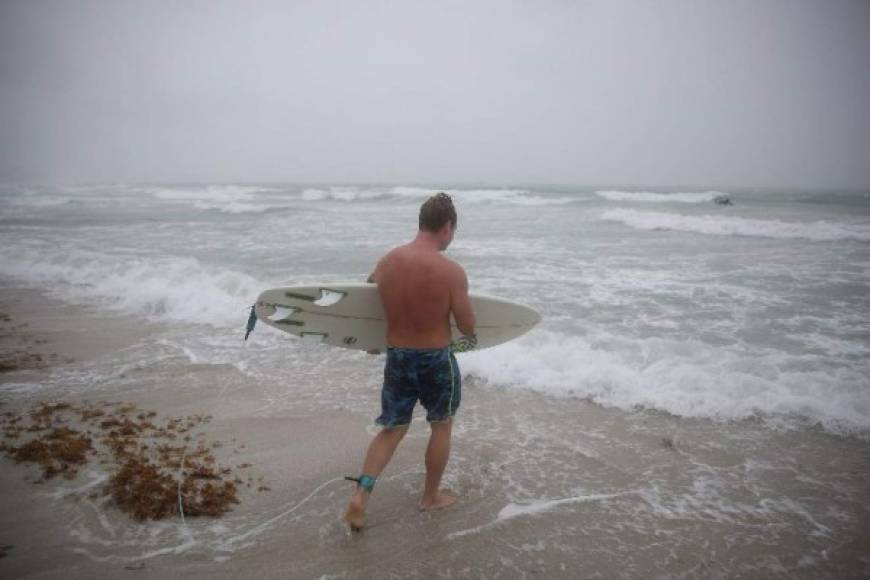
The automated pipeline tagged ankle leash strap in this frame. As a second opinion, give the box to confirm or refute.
[344,474,377,493]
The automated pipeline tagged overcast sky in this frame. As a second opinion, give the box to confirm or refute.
[1,0,868,189]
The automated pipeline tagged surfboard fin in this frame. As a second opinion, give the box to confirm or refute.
[314,289,346,307]
[268,306,299,322]
[300,332,327,345]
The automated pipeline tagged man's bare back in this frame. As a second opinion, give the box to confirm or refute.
[372,241,474,349]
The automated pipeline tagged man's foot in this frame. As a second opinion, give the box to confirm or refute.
[344,497,366,530]
[418,490,457,511]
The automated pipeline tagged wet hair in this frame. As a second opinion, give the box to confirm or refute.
[418,192,457,232]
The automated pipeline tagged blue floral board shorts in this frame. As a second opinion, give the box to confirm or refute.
[376,347,461,428]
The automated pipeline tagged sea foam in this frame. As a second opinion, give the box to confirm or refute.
[0,246,261,327]
[460,330,870,437]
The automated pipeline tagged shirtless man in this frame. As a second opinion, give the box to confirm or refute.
[344,193,476,530]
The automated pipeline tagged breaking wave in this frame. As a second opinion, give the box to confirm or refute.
[0,246,261,328]
[461,330,870,437]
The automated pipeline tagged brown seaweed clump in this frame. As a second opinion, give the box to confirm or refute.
[0,400,254,522]
[109,458,180,521]
[180,477,239,518]
[106,440,239,521]
[0,351,49,373]
[1,426,92,479]
[29,402,72,431]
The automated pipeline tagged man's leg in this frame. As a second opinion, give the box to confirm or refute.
[419,420,457,510]
[344,424,409,529]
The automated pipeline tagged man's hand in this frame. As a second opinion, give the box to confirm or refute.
[449,334,477,353]
[450,266,476,338]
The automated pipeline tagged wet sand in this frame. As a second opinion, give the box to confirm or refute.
[1,282,869,579]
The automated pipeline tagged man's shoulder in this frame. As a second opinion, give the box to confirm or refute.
[437,254,466,281]
[384,244,407,258]
[379,245,408,266]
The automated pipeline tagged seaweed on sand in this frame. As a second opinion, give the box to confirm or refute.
[0,401,251,520]
[1,426,92,479]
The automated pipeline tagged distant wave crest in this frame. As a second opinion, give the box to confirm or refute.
[596,190,724,203]
[146,185,289,214]
[300,186,576,206]
[191,201,286,214]
[601,209,870,242]
[146,185,278,201]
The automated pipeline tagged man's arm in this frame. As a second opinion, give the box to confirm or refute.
[450,265,476,338]
[366,260,382,354]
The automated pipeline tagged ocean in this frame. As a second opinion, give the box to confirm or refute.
[1,184,869,578]
[2,184,868,436]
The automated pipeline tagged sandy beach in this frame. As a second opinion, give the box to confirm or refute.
[1,281,868,579]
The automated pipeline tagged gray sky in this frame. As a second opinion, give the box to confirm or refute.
[1,0,869,189]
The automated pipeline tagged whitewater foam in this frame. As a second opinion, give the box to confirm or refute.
[0,246,263,328]
[460,330,870,437]
[601,209,870,241]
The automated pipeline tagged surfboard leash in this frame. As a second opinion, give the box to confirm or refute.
[344,474,377,493]
[244,304,257,341]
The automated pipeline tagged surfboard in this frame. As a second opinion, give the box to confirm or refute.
[252,283,541,352]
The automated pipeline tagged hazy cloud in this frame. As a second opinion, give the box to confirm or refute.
[1,0,869,188]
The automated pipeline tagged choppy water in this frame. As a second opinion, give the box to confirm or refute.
[2,183,870,578]
[1,183,868,437]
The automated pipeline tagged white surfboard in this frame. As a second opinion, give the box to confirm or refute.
[253,283,541,352]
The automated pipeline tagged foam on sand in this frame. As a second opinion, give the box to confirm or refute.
[449,490,638,539]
